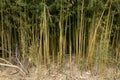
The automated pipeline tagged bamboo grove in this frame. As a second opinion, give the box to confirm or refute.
[0,0,120,72]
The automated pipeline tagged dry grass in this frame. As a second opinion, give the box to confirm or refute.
[0,55,119,80]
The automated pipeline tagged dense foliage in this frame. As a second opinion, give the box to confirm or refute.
[0,0,120,69]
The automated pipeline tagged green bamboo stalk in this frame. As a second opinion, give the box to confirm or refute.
[1,0,5,58]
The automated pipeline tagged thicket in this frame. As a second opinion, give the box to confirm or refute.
[0,0,120,72]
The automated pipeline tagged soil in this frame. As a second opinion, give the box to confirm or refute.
[0,57,120,80]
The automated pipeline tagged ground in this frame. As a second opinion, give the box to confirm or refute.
[0,57,120,80]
